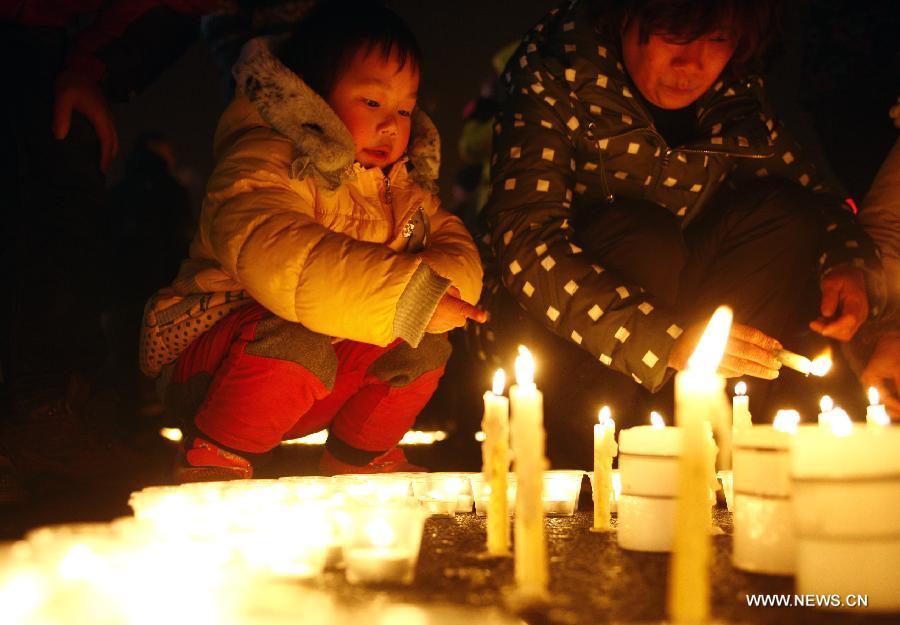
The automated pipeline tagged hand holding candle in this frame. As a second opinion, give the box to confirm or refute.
[668,321,781,379]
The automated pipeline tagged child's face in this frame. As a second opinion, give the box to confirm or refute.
[327,46,420,169]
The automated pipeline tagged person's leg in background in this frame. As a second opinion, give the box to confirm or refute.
[678,179,827,420]
[480,199,688,468]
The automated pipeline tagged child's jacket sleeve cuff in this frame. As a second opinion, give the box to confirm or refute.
[393,263,451,347]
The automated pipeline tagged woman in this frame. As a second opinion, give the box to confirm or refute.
[478,0,884,463]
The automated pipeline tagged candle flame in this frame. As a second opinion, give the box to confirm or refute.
[809,349,832,377]
[819,395,834,413]
[515,345,535,387]
[365,518,396,548]
[868,386,880,406]
[650,411,665,429]
[598,405,612,428]
[734,381,747,396]
[829,408,853,437]
[492,369,506,396]
[159,427,183,442]
[773,409,800,434]
[474,431,486,442]
[687,306,733,374]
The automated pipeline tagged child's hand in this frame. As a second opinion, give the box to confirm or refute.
[426,287,487,333]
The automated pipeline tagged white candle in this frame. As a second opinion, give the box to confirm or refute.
[668,306,731,624]
[732,420,798,575]
[482,369,510,555]
[617,415,716,553]
[817,395,835,429]
[510,345,548,597]
[866,387,890,427]
[791,423,900,610]
[592,406,617,530]
[732,381,751,430]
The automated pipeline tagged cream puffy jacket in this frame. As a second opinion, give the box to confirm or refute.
[140,38,482,376]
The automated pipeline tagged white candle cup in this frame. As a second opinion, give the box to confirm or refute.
[542,470,585,516]
[342,502,426,585]
[471,473,517,516]
[732,426,794,575]
[791,426,900,611]
[588,470,622,513]
[617,425,716,552]
[410,475,463,517]
[433,472,476,513]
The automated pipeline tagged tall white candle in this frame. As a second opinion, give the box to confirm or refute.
[592,406,617,531]
[732,381,751,430]
[510,346,548,597]
[482,369,510,555]
[667,306,731,624]
[866,387,890,427]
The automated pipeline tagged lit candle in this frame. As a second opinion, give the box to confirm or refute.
[509,345,548,597]
[482,369,510,555]
[343,502,426,585]
[592,406,617,531]
[791,420,900,610]
[542,470,585,516]
[732,381,751,430]
[775,348,832,377]
[817,395,835,429]
[866,387,890,427]
[668,306,731,624]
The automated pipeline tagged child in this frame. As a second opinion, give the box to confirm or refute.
[140,1,484,481]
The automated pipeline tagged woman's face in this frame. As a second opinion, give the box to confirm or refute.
[621,18,737,110]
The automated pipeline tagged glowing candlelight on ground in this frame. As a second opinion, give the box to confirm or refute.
[343,502,426,585]
[542,470,585,516]
[482,368,510,554]
[668,306,730,624]
[866,387,890,427]
[510,345,548,597]
[593,406,617,530]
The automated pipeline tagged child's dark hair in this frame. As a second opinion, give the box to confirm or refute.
[278,0,423,98]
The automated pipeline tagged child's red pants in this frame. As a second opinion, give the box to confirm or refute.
[160,303,450,466]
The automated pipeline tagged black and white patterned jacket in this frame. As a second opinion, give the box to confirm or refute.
[484,0,884,392]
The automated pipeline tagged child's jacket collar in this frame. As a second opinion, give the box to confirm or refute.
[232,36,440,194]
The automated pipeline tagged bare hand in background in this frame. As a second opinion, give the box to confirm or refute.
[810,266,869,341]
[860,332,900,419]
[52,69,119,172]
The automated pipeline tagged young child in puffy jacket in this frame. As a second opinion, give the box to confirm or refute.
[140,0,484,480]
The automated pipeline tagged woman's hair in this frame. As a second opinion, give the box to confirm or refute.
[278,0,423,97]
[589,0,782,77]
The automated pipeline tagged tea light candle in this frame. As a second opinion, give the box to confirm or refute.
[542,470,585,516]
[593,406,617,530]
[482,369,510,554]
[668,306,731,625]
[791,424,900,610]
[471,473,517,516]
[867,387,890,427]
[510,345,548,597]
[732,418,797,575]
[343,503,426,585]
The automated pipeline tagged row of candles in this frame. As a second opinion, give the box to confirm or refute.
[480,306,898,615]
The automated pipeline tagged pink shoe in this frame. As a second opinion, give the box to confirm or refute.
[173,437,253,483]
[319,447,426,475]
